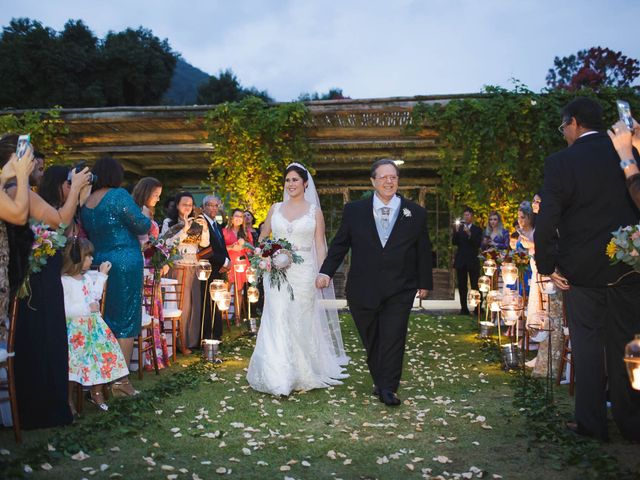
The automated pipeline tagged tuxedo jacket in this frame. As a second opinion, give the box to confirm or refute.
[204,218,230,279]
[535,132,640,287]
[452,224,482,270]
[320,195,433,309]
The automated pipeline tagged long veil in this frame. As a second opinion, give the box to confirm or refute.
[284,163,349,365]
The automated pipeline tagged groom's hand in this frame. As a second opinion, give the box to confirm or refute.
[315,274,330,289]
[417,289,429,299]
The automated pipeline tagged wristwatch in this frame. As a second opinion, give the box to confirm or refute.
[620,158,638,170]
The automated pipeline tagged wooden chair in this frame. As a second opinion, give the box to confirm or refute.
[161,268,186,361]
[556,295,575,396]
[131,276,160,379]
[0,296,21,442]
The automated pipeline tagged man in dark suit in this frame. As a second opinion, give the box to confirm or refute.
[317,159,433,406]
[452,207,482,315]
[200,195,230,341]
[535,97,640,442]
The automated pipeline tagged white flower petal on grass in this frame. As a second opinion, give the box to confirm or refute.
[100,464,109,471]
[24,465,33,473]
[161,465,175,471]
[326,450,337,459]
[110,446,121,452]
[256,461,268,466]
[71,451,90,461]
[167,475,178,480]
[433,455,452,464]
[179,468,189,473]
[170,427,180,433]
[215,467,227,474]
[343,459,352,465]
[301,461,311,467]
[192,474,203,480]
[279,465,291,471]
[406,463,414,471]
[40,463,53,471]
[242,448,251,456]
[47,444,56,452]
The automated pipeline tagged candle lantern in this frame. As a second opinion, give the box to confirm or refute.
[479,321,495,338]
[216,291,231,311]
[247,286,260,303]
[202,339,221,362]
[196,260,212,281]
[501,262,518,285]
[499,292,523,326]
[624,334,640,391]
[478,276,491,293]
[483,259,497,277]
[246,267,257,284]
[234,262,246,273]
[487,290,502,312]
[540,277,556,295]
[467,290,481,309]
[209,279,227,301]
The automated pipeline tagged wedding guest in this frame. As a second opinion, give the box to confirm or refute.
[481,211,509,250]
[535,97,640,441]
[223,208,253,322]
[0,143,34,427]
[62,238,129,413]
[81,156,150,397]
[161,191,209,353]
[132,177,171,369]
[200,195,230,341]
[452,206,482,315]
[3,137,92,428]
[607,119,640,209]
[244,210,259,245]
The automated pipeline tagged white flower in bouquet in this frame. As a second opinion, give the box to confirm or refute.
[272,250,293,270]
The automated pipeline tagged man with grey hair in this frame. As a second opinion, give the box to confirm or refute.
[200,194,230,341]
[318,159,433,406]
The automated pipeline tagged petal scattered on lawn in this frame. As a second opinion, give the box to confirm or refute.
[71,451,90,461]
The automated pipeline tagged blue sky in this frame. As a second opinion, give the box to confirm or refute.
[2,0,639,101]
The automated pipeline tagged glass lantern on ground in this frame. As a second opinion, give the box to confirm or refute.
[487,290,502,313]
[624,334,640,391]
[483,259,497,277]
[499,292,523,326]
[501,262,518,285]
[246,267,257,285]
[209,279,227,301]
[217,291,232,311]
[246,286,260,334]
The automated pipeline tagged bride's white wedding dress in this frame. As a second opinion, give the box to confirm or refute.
[246,202,348,396]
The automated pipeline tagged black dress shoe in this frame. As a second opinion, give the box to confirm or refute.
[379,390,401,406]
[565,421,609,442]
[372,385,380,397]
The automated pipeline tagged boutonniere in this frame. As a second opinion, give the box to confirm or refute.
[402,208,412,218]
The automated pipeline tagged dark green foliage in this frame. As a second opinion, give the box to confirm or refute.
[0,18,177,108]
[196,69,272,105]
[298,88,349,101]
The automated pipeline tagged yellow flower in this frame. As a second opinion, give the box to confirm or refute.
[606,240,617,259]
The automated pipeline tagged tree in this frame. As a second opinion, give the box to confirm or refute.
[546,47,640,91]
[101,27,177,106]
[196,69,272,105]
[0,18,177,108]
[298,88,349,101]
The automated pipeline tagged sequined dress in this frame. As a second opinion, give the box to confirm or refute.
[81,188,151,338]
[246,203,347,396]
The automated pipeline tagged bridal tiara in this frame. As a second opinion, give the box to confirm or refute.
[286,162,308,172]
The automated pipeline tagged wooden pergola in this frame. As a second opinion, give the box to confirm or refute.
[9,94,478,298]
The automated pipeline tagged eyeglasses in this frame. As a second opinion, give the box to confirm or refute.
[204,203,219,208]
[557,119,571,133]
[375,175,398,182]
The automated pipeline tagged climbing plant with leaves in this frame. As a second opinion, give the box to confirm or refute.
[408,84,640,229]
[202,96,312,221]
[0,108,69,160]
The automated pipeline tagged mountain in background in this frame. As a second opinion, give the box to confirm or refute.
[162,58,210,105]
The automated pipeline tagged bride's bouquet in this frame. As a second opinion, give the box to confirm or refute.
[247,238,303,300]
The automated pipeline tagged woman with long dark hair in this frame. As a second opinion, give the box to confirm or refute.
[160,191,209,354]
[223,208,253,322]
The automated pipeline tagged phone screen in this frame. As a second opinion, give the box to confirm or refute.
[617,100,633,130]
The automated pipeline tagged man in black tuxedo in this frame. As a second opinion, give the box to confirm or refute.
[317,159,433,406]
[200,195,230,341]
[535,97,640,442]
[452,207,482,315]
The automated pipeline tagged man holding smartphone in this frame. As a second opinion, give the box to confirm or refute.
[535,97,640,442]
[452,206,482,315]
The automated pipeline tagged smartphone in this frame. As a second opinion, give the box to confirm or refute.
[16,134,30,159]
[617,100,634,130]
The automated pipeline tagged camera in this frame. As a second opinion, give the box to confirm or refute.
[67,161,97,185]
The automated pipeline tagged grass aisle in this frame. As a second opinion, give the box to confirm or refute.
[1,313,638,479]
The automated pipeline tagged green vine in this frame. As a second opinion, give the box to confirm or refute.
[0,109,70,162]
[201,96,312,221]
[407,84,640,229]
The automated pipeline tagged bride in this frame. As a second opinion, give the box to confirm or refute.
[246,163,349,396]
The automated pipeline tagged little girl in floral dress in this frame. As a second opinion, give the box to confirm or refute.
[62,237,129,413]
